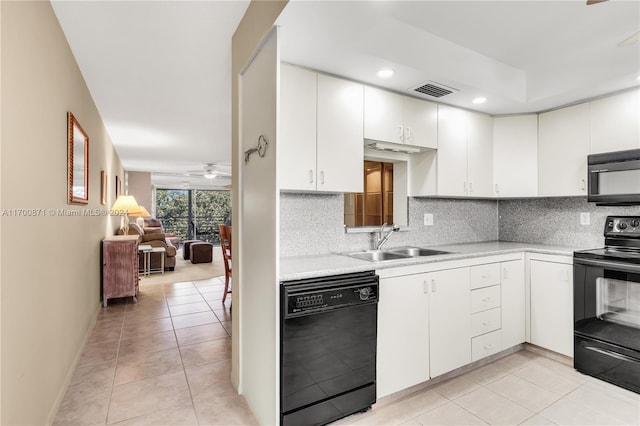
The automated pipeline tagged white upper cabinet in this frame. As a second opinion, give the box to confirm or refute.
[467,112,494,197]
[316,74,364,193]
[538,103,590,196]
[364,86,437,148]
[279,65,363,193]
[493,115,538,197]
[402,95,438,149]
[437,106,492,197]
[279,64,317,191]
[364,87,404,144]
[590,89,640,154]
[437,105,468,196]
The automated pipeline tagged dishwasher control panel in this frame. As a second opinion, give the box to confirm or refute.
[282,272,379,317]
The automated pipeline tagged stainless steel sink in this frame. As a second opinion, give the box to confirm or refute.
[388,247,450,257]
[345,247,451,262]
[347,250,409,262]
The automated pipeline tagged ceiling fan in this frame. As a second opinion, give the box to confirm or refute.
[153,163,231,180]
[187,163,232,179]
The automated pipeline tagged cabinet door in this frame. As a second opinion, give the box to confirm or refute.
[279,64,318,191]
[403,96,437,149]
[377,275,429,398]
[316,74,364,193]
[590,89,640,154]
[467,112,493,197]
[364,86,404,144]
[493,115,538,197]
[538,103,590,196]
[437,105,468,196]
[501,260,525,349]
[428,267,471,377]
[530,260,573,357]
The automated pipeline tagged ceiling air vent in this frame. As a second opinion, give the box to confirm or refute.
[412,81,459,98]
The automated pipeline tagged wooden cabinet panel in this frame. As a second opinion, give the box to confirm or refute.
[103,236,138,307]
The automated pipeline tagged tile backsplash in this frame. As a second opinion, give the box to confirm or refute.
[280,193,640,257]
[498,197,640,248]
[279,193,498,256]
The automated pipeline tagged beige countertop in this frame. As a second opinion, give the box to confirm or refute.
[279,241,583,281]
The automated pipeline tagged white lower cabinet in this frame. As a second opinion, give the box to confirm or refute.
[501,260,526,349]
[530,258,574,357]
[428,268,471,377]
[376,255,532,398]
[377,274,430,398]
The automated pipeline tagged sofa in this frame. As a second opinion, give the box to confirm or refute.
[119,223,177,271]
[143,217,180,247]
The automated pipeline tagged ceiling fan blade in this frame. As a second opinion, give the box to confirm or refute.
[586,0,608,4]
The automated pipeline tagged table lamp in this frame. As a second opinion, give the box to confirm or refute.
[130,205,151,229]
[111,194,140,235]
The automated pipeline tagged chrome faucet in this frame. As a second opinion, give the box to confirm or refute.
[375,223,400,250]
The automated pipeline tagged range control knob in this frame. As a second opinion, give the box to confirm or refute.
[619,222,628,230]
[631,219,640,228]
[359,287,372,301]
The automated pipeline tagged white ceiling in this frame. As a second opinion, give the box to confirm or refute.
[52,1,639,190]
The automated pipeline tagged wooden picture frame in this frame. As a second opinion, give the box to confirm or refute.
[100,171,108,205]
[115,175,122,198]
[67,112,89,204]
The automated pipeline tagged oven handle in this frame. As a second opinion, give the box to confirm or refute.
[585,346,640,364]
[575,258,640,274]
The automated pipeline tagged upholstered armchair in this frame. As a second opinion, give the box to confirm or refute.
[142,217,180,248]
[119,223,177,271]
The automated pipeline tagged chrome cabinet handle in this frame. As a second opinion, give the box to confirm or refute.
[581,179,586,191]
[495,184,499,194]
[405,126,412,142]
[309,170,314,184]
[431,279,437,293]
[423,281,429,294]
[469,182,474,193]
[464,181,468,193]
[503,267,508,280]
[484,344,493,349]
[320,171,325,185]
[398,125,404,141]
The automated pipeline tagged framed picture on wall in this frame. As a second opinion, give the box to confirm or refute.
[115,175,122,198]
[100,171,108,205]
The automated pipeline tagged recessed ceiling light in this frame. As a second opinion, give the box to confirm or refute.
[377,69,394,79]
[472,97,487,104]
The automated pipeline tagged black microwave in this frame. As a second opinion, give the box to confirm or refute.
[588,148,640,206]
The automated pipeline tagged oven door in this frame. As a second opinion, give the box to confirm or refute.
[574,258,640,393]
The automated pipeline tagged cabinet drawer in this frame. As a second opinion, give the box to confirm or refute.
[471,307,501,337]
[472,330,502,361]
[470,285,501,313]
[470,263,501,289]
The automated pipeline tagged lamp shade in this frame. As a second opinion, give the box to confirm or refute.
[111,195,140,215]
[128,205,150,218]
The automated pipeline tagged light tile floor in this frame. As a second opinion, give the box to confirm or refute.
[54,277,257,426]
[336,350,640,426]
[55,277,640,426]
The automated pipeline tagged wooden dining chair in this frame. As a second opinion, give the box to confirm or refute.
[219,224,232,304]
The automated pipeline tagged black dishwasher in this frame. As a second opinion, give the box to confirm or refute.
[280,271,379,426]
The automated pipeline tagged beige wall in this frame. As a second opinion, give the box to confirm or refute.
[1,2,123,424]
[127,171,153,213]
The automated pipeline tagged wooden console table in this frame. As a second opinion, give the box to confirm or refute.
[102,235,139,307]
